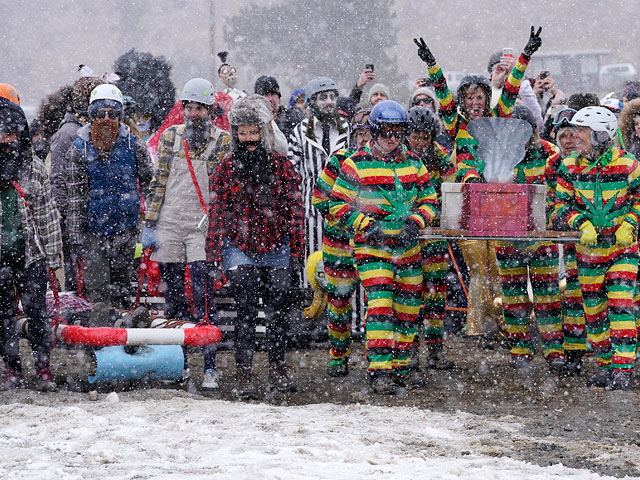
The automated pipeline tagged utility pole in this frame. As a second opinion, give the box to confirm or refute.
[209,0,217,81]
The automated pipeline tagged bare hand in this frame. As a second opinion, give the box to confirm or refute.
[357,69,376,89]
[490,55,516,89]
[413,77,428,90]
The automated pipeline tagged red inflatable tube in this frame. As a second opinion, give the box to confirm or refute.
[56,325,221,347]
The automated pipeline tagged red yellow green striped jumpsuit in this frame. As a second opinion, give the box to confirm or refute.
[312,145,360,363]
[494,140,565,362]
[329,146,437,377]
[551,147,640,372]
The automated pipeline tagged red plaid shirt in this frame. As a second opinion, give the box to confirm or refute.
[206,151,305,263]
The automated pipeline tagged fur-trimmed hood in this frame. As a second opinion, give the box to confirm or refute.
[228,94,276,153]
[619,98,640,148]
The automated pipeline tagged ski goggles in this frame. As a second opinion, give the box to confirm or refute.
[552,108,577,127]
[95,109,120,120]
[379,127,405,139]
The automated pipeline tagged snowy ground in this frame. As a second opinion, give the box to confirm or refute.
[1,391,632,480]
[3,338,640,479]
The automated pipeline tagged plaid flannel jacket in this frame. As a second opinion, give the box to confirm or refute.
[206,151,305,263]
[3,156,63,269]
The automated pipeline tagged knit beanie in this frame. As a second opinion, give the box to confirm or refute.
[254,76,281,97]
[368,83,390,103]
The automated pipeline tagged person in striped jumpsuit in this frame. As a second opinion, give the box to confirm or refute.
[329,100,438,394]
[405,106,457,371]
[545,107,588,375]
[413,27,543,343]
[492,105,566,372]
[288,77,349,284]
[312,109,370,377]
[551,106,640,391]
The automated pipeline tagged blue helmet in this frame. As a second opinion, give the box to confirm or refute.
[369,100,407,135]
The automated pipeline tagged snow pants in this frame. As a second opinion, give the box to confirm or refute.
[421,239,448,344]
[0,254,50,373]
[158,261,217,371]
[355,241,422,376]
[576,242,638,372]
[495,241,564,361]
[561,243,587,352]
[323,225,358,361]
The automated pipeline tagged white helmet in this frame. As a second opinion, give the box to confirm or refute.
[180,78,216,106]
[89,84,124,105]
[570,106,618,141]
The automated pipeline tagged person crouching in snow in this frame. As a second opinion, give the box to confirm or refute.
[551,106,640,391]
[0,97,62,391]
[329,100,438,394]
[206,94,305,399]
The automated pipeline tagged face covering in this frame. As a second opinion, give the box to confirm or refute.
[184,116,211,150]
[0,141,25,186]
[236,142,271,178]
[91,118,119,152]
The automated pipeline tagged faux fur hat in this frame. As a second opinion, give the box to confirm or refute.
[228,94,275,152]
[72,76,104,115]
[368,83,390,104]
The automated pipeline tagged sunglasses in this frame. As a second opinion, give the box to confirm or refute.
[379,128,404,139]
[95,109,120,120]
[552,108,576,127]
[412,97,435,106]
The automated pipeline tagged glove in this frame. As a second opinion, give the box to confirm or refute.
[615,221,635,247]
[523,26,543,56]
[413,37,436,66]
[579,221,598,246]
[363,222,386,245]
[142,226,159,250]
[207,261,226,291]
[397,220,420,246]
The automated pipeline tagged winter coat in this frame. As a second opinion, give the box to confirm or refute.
[550,147,640,237]
[277,105,304,140]
[0,98,62,269]
[426,54,530,183]
[619,98,640,158]
[66,123,153,245]
[49,112,83,215]
[206,151,305,263]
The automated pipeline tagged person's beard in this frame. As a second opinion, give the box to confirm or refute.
[184,116,211,150]
[91,119,119,152]
[236,141,271,179]
[0,141,26,186]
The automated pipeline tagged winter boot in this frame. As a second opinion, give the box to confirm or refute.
[606,371,633,391]
[327,358,349,377]
[562,351,584,376]
[201,369,220,391]
[425,343,454,370]
[0,368,24,391]
[234,367,257,400]
[35,366,57,392]
[547,355,567,374]
[268,363,298,392]
[393,370,426,390]
[587,368,612,388]
[124,306,151,354]
[369,374,397,395]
